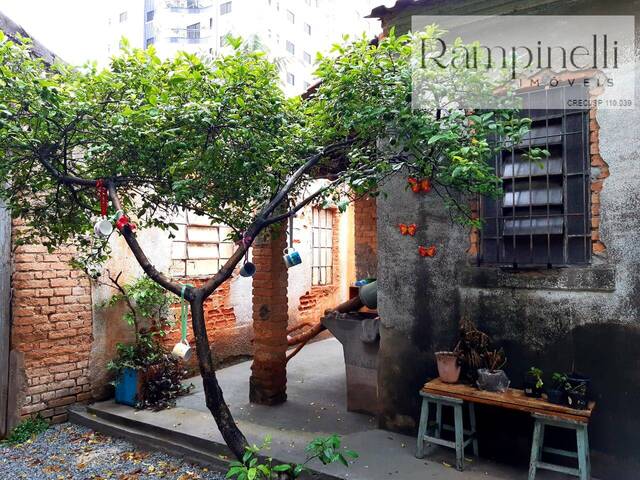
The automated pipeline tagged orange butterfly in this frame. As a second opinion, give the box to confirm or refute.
[407,177,432,193]
[398,223,417,236]
[418,245,437,257]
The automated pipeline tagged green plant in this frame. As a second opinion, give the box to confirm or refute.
[226,435,358,479]
[551,372,570,391]
[103,274,192,410]
[528,367,544,389]
[2,415,49,445]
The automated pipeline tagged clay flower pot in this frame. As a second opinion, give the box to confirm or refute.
[435,351,461,384]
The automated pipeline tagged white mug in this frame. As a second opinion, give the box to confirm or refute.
[171,340,192,362]
[94,218,113,238]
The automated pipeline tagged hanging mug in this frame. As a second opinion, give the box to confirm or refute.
[239,261,256,277]
[283,247,302,268]
[172,339,192,362]
[94,218,113,238]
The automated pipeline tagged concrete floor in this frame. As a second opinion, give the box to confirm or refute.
[87,338,581,479]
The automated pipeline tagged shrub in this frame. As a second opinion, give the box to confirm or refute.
[2,415,49,445]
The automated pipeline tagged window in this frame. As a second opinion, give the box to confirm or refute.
[145,37,155,47]
[220,1,232,15]
[286,40,295,55]
[186,22,200,39]
[171,212,235,277]
[220,34,229,47]
[119,11,128,23]
[146,10,154,22]
[303,51,311,64]
[286,9,295,23]
[286,72,295,85]
[312,207,334,285]
[479,86,591,267]
[304,23,311,35]
[187,0,198,8]
[209,17,213,28]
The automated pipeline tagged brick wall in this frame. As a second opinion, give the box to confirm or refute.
[10,223,93,424]
[162,277,250,369]
[354,197,377,279]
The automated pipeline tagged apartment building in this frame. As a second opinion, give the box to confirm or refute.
[107,0,379,96]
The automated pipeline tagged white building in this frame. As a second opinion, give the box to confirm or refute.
[107,0,380,96]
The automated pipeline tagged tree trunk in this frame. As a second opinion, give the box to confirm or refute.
[190,295,248,459]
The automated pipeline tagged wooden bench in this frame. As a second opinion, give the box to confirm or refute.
[417,379,595,479]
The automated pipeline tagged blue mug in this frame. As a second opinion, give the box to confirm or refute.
[283,248,302,268]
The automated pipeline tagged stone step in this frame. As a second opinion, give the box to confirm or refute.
[69,404,341,479]
[68,405,232,472]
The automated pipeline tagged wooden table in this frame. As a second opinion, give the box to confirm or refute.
[417,379,596,479]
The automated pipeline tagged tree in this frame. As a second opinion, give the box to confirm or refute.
[0,29,541,460]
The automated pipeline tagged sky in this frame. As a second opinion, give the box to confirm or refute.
[0,0,110,65]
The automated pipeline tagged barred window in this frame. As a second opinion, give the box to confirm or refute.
[170,212,235,277]
[311,207,334,285]
[480,87,591,267]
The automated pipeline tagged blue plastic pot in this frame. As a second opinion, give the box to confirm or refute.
[114,367,141,407]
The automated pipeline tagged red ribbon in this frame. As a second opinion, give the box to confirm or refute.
[116,215,136,232]
[96,180,108,217]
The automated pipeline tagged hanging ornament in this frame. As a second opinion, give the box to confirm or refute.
[94,180,113,238]
[283,215,302,268]
[407,177,432,193]
[115,211,137,233]
[172,284,193,361]
[398,223,417,236]
[237,233,256,277]
[418,245,437,257]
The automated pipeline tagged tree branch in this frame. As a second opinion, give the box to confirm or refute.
[106,182,189,299]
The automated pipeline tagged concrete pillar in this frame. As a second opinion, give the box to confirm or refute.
[249,226,288,405]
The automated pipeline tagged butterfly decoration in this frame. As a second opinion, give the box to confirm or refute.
[407,177,432,193]
[398,223,417,236]
[418,245,437,257]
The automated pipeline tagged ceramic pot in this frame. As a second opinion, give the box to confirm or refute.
[435,351,461,384]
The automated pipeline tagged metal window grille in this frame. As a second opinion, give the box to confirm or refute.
[286,40,295,55]
[171,211,235,277]
[479,86,591,267]
[312,207,334,285]
[186,23,200,39]
[220,1,232,15]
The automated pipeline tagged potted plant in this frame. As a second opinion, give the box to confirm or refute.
[524,367,544,398]
[101,273,193,410]
[565,372,590,410]
[477,349,510,393]
[453,321,492,384]
[435,351,461,384]
[547,372,569,405]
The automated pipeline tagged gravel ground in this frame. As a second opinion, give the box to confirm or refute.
[0,423,226,480]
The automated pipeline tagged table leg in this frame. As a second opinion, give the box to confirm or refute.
[528,419,544,480]
[435,402,442,439]
[468,402,479,456]
[454,403,465,471]
[577,424,590,480]
[416,397,430,459]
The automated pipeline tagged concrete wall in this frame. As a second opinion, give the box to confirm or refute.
[374,1,640,477]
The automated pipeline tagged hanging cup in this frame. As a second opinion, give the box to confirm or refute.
[172,339,192,361]
[94,218,113,238]
[239,261,256,277]
[283,247,302,268]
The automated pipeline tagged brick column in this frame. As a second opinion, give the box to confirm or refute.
[249,226,288,405]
